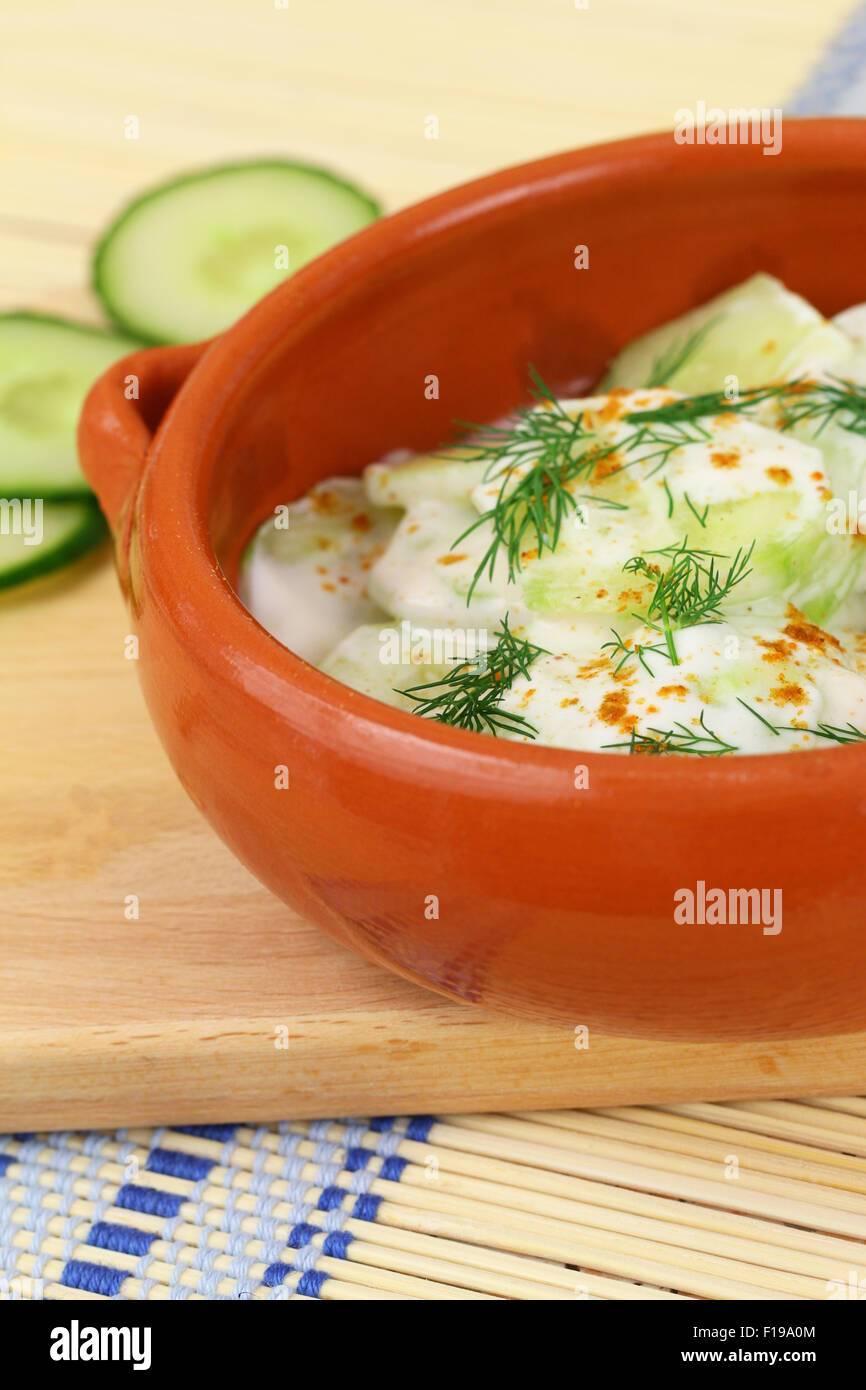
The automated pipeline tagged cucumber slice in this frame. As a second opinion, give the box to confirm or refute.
[602,274,824,393]
[367,498,516,626]
[0,497,106,591]
[834,303,866,345]
[0,314,140,496]
[321,622,452,712]
[364,448,486,510]
[93,160,381,344]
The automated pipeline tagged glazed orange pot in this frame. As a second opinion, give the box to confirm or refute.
[80,121,866,1041]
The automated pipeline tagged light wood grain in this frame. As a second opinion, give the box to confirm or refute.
[0,0,860,1129]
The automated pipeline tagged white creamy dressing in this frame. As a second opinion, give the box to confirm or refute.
[366,497,513,627]
[239,478,396,664]
[241,286,866,754]
[501,611,866,753]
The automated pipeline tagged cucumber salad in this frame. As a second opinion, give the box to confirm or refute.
[241,274,866,756]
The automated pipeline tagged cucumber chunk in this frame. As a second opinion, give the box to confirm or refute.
[602,273,825,393]
[0,497,106,591]
[772,319,864,383]
[367,498,517,626]
[0,314,140,496]
[320,622,453,712]
[363,447,486,510]
[93,160,381,344]
[834,303,866,346]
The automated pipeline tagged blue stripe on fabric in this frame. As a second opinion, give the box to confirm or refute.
[87,1221,155,1257]
[297,1269,326,1298]
[344,1146,373,1172]
[317,1186,344,1212]
[174,1124,239,1143]
[380,1155,407,1182]
[262,1261,292,1288]
[287,1222,318,1248]
[12,1132,34,1141]
[352,1194,382,1222]
[146,1147,213,1181]
[61,1259,127,1298]
[369,1117,395,1132]
[323,1231,352,1260]
[0,1155,12,1178]
[115,1183,185,1218]
[406,1115,435,1142]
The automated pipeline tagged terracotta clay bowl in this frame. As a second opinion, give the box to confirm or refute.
[80,120,866,1041]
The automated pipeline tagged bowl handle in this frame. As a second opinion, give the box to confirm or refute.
[78,340,207,536]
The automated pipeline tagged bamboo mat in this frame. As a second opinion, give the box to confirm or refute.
[0,0,856,319]
[4,0,866,1303]
[2,1103,865,1301]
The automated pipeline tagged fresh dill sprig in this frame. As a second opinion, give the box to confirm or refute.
[644,317,720,388]
[683,492,709,528]
[660,479,710,528]
[451,367,620,596]
[603,711,738,756]
[779,376,866,439]
[601,628,670,677]
[623,382,791,428]
[736,697,780,735]
[449,373,785,596]
[619,537,754,666]
[396,615,546,738]
[622,418,714,478]
[737,697,866,745]
[575,494,629,512]
[800,721,866,744]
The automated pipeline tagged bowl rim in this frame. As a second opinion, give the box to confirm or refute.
[141,118,866,791]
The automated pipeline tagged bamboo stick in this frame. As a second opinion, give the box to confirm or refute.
[660,1101,866,1156]
[37,1284,109,1302]
[805,1098,866,1119]
[726,1101,866,1149]
[513,1108,866,1192]
[593,1105,866,1185]
[436,1114,866,1222]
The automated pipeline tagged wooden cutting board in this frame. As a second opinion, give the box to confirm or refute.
[1,0,860,1133]
[3,555,866,1132]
